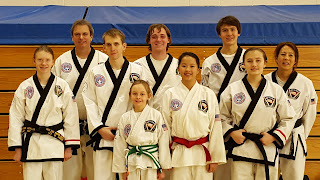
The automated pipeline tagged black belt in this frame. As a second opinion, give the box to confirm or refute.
[294,118,302,128]
[22,120,64,143]
[79,119,89,135]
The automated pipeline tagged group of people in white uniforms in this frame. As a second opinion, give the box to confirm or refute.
[8,15,317,180]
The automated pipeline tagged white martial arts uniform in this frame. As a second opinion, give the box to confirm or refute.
[82,58,143,180]
[265,71,318,180]
[220,76,296,180]
[134,54,181,111]
[113,105,171,180]
[8,73,80,180]
[52,47,108,180]
[161,82,226,180]
[201,47,246,180]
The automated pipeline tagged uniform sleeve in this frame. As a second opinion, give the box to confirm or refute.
[201,59,210,87]
[219,86,236,140]
[271,89,296,148]
[82,70,104,137]
[207,92,226,165]
[8,85,26,151]
[157,112,172,169]
[61,83,80,149]
[160,91,172,132]
[302,81,318,138]
[112,116,127,173]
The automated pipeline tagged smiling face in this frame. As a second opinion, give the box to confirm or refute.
[276,45,296,72]
[243,50,266,76]
[219,24,240,46]
[148,28,170,53]
[72,25,93,49]
[33,50,54,75]
[178,55,200,84]
[130,84,151,111]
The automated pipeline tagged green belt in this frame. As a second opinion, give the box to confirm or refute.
[126,144,161,172]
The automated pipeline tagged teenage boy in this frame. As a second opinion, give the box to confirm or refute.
[83,28,144,180]
[52,19,108,180]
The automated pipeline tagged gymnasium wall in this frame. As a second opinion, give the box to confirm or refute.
[1,0,320,6]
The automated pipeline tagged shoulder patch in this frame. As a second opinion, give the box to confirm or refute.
[215,114,221,121]
[170,99,183,111]
[238,62,246,72]
[124,124,131,138]
[198,100,208,113]
[61,62,72,73]
[144,120,157,132]
[287,89,301,99]
[94,74,106,87]
[264,96,277,108]
[233,92,246,104]
[211,63,221,73]
[54,85,64,97]
[162,124,168,131]
[311,98,316,105]
[129,73,140,83]
[25,86,34,99]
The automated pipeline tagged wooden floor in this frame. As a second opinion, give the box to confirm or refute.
[0,45,319,179]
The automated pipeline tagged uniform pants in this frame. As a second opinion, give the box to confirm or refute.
[231,158,279,180]
[93,149,116,180]
[63,134,94,180]
[171,166,213,180]
[23,161,63,180]
[214,158,231,180]
[279,142,306,180]
[128,168,157,180]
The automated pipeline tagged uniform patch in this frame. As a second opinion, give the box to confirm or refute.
[134,62,142,66]
[211,63,221,73]
[239,62,246,72]
[287,89,301,99]
[144,120,157,132]
[170,99,183,111]
[198,100,208,113]
[25,86,34,99]
[98,61,105,65]
[287,100,291,106]
[94,74,106,87]
[264,96,276,108]
[162,124,168,131]
[311,98,316,105]
[61,62,72,73]
[129,73,140,83]
[72,96,76,102]
[54,85,63,97]
[233,92,246,104]
[215,114,221,121]
[124,124,131,137]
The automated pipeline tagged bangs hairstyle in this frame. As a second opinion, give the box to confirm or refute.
[71,19,94,36]
[146,24,172,51]
[274,41,299,70]
[102,28,125,44]
[178,52,200,68]
[216,15,241,35]
[33,45,54,60]
[243,47,267,63]
[129,80,153,97]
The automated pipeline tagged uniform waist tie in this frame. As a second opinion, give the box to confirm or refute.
[22,120,64,143]
[126,144,161,173]
[170,135,211,162]
[294,118,302,128]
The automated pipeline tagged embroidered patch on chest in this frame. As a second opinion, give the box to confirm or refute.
[54,85,63,97]
[238,62,246,72]
[170,99,183,111]
[210,63,221,73]
[129,73,140,83]
[287,89,301,99]
[124,124,131,137]
[94,74,106,87]
[25,86,34,99]
[233,92,246,104]
[198,100,208,113]
[264,96,276,107]
[61,62,72,73]
[144,120,157,132]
